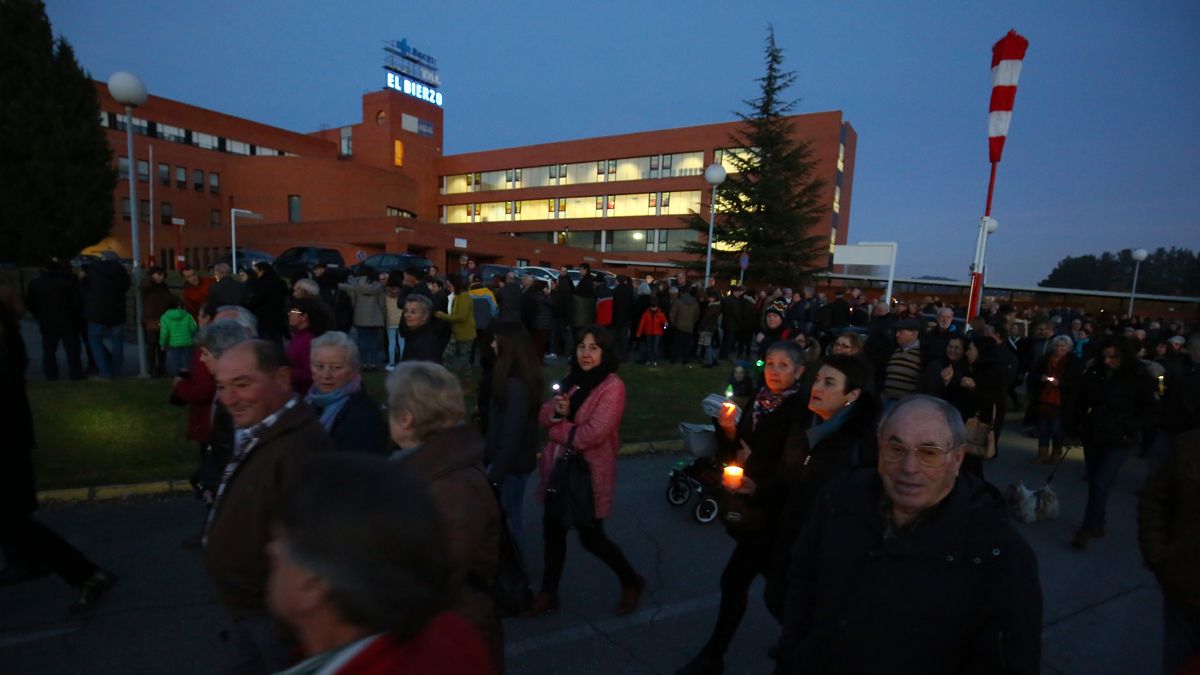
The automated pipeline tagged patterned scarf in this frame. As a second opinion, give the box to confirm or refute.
[752,381,802,431]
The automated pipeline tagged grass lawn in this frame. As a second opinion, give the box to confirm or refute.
[28,363,732,490]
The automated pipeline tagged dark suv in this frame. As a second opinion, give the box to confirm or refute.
[349,253,433,278]
[273,246,345,279]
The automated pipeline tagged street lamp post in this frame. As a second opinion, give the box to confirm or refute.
[230,208,264,272]
[1128,248,1148,319]
[108,71,149,378]
[703,163,727,288]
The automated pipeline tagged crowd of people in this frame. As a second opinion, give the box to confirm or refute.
[3,254,1200,674]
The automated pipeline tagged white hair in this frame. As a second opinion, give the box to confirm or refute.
[216,305,257,337]
[310,331,361,372]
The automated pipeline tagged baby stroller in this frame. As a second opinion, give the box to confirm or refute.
[665,395,743,524]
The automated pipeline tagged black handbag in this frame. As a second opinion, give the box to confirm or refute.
[545,428,596,528]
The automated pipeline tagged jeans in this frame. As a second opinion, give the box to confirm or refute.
[1037,413,1065,449]
[497,472,530,547]
[386,325,404,365]
[1163,595,1200,675]
[164,347,194,376]
[641,335,661,363]
[355,326,383,368]
[39,326,83,380]
[217,615,295,675]
[1080,444,1132,534]
[87,322,125,379]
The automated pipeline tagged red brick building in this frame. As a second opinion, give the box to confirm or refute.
[91,73,855,280]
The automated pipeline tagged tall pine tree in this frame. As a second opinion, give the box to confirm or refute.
[0,0,116,264]
[680,28,827,287]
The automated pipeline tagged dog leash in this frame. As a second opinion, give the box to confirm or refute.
[1042,445,1073,486]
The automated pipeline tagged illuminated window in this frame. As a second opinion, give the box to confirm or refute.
[648,193,657,208]
[193,132,218,150]
[339,127,352,156]
[393,140,403,167]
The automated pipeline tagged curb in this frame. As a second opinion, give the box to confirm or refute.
[37,440,686,504]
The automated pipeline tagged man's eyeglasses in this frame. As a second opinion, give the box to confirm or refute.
[880,441,954,468]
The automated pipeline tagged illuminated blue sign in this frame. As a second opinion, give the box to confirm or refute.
[386,72,443,107]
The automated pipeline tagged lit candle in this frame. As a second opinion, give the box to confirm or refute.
[552,383,561,393]
[723,465,744,490]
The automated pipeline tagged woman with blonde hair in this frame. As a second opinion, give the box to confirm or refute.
[385,362,502,667]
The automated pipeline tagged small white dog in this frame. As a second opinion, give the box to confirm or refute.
[1005,483,1060,524]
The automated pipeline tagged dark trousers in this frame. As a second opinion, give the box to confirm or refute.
[1081,444,1131,534]
[143,326,164,375]
[0,513,97,587]
[540,512,638,596]
[672,331,696,364]
[39,326,83,380]
[613,323,632,361]
[1163,595,1200,675]
[701,534,775,658]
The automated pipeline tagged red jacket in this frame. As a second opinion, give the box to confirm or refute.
[171,349,215,442]
[327,612,495,675]
[537,373,626,519]
[636,307,667,337]
[181,277,214,318]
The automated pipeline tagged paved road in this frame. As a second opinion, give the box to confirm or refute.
[1,429,1160,674]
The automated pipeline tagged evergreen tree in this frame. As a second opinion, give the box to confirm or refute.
[0,0,116,264]
[679,27,827,287]
[1040,247,1199,296]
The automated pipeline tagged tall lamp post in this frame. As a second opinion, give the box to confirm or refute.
[1128,247,1148,319]
[108,71,149,378]
[230,208,264,272]
[703,163,727,288]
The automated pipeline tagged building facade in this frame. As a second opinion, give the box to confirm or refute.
[92,72,855,281]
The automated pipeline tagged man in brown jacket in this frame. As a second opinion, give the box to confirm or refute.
[1138,428,1200,675]
[205,340,333,674]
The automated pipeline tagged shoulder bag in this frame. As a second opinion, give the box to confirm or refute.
[964,404,997,459]
[545,427,597,528]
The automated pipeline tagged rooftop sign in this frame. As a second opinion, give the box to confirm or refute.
[383,38,440,88]
[386,72,443,107]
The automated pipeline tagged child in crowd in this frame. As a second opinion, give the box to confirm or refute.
[636,297,667,366]
[159,297,198,376]
[727,363,756,408]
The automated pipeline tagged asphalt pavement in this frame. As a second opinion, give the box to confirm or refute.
[0,421,1162,675]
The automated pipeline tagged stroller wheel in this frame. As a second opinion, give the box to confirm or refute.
[666,478,692,506]
[694,496,719,524]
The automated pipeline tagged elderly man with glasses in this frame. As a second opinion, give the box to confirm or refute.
[776,394,1042,675]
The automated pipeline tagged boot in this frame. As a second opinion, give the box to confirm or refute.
[616,574,645,615]
[1030,446,1051,464]
[518,592,559,618]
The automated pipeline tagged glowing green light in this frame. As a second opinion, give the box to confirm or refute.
[725,385,734,397]
[755,360,764,367]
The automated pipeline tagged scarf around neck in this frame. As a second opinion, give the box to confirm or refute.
[561,363,615,421]
[306,375,363,431]
[752,381,802,431]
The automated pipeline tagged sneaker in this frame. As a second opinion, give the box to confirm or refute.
[70,570,118,613]
[546,353,557,360]
[384,364,396,372]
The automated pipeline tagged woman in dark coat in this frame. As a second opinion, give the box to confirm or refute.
[484,323,543,546]
[399,294,444,364]
[677,340,811,675]
[1027,334,1083,465]
[764,354,880,620]
[953,335,1008,478]
[305,331,389,456]
[920,334,966,397]
[1070,337,1157,550]
[0,288,114,611]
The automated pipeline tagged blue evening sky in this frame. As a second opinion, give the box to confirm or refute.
[44,0,1200,286]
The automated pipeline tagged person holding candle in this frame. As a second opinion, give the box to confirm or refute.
[522,325,644,617]
[677,341,811,675]
[1027,334,1082,465]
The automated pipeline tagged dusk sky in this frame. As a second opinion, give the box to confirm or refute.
[44,0,1200,286]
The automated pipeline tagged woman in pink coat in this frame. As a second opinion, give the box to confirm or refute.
[523,324,644,617]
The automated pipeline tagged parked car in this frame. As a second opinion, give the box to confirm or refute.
[475,263,515,285]
[272,246,345,279]
[565,268,617,288]
[214,249,274,274]
[517,266,560,283]
[348,253,433,278]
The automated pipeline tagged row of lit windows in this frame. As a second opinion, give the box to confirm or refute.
[100,111,294,158]
[441,191,702,224]
[118,157,220,194]
[441,152,709,194]
[513,228,699,253]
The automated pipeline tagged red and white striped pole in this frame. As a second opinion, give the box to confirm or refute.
[968,29,1029,323]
